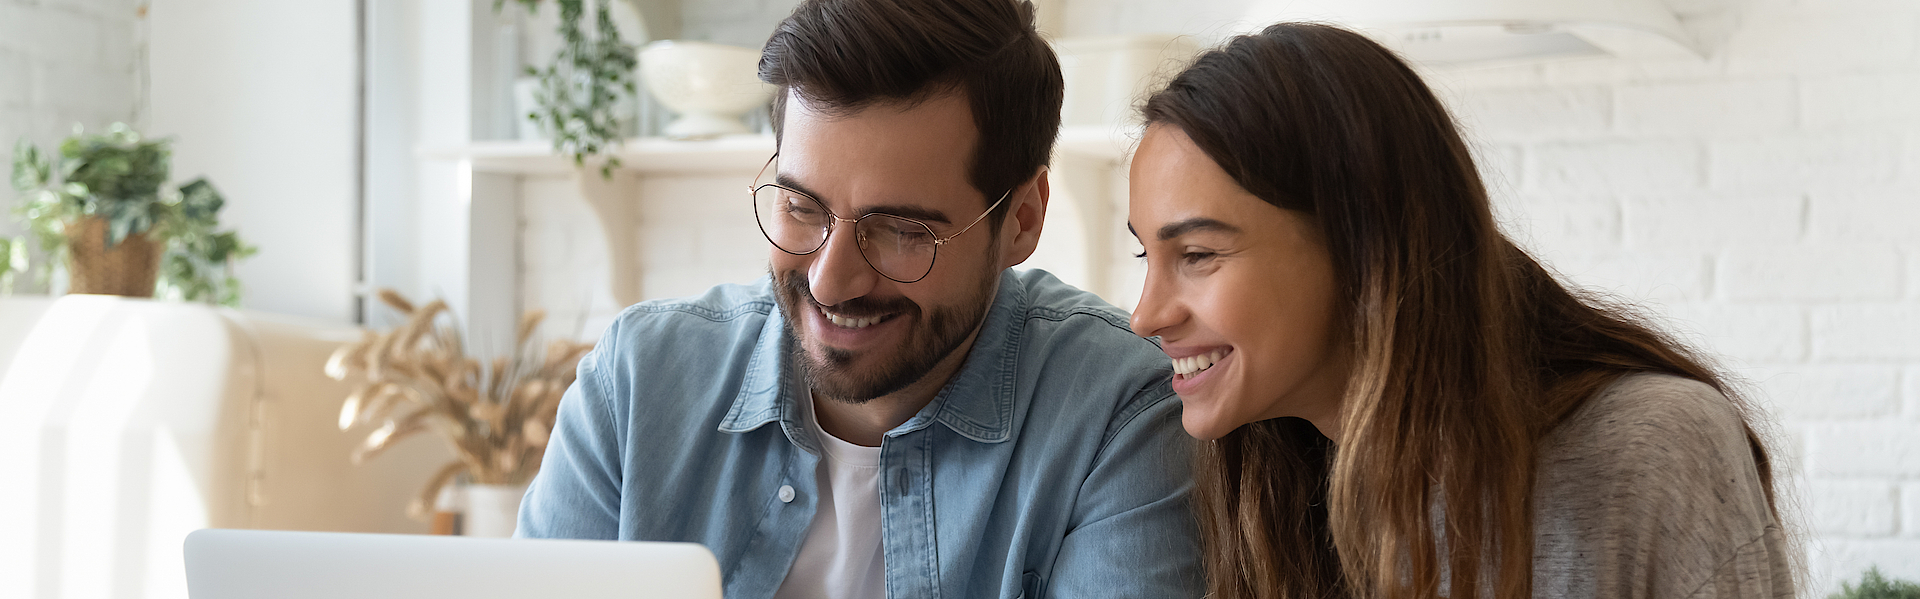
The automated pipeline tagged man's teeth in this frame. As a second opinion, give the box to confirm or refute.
[822,308,880,329]
[1172,350,1227,377]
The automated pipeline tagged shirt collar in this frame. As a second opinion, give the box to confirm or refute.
[717,271,1027,445]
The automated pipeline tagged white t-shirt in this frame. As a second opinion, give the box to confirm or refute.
[771,397,886,599]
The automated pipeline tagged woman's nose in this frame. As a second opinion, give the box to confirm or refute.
[1130,269,1181,339]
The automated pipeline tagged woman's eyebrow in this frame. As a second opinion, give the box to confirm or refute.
[1156,217,1241,241]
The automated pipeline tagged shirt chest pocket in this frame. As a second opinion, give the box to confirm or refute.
[1016,570,1043,599]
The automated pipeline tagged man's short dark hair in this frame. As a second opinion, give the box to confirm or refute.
[759,0,1063,228]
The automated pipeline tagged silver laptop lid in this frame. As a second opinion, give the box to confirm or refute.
[184,529,722,599]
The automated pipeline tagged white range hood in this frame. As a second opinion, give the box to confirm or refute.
[1238,0,1700,67]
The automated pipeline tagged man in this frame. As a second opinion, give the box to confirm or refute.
[516,0,1200,597]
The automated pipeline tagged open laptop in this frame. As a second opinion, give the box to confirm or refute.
[184,529,722,599]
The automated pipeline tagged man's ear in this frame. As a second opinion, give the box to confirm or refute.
[999,166,1049,268]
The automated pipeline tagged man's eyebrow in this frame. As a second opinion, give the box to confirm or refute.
[770,173,954,225]
[773,173,827,205]
[862,204,951,225]
[1157,217,1240,241]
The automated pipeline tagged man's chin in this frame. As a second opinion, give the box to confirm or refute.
[772,267,991,405]
[797,344,889,404]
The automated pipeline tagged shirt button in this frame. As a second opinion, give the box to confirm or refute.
[778,485,795,503]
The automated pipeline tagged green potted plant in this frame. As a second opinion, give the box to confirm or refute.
[10,123,256,305]
[503,0,639,177]
[1832,567,1920,599]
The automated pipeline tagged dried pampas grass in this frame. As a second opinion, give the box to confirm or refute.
[328,289,595,519]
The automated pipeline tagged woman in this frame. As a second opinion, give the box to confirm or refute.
[1126,23,1797,599]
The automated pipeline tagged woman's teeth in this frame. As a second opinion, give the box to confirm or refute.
[822,307,880,329]
[1172,350,1227,377]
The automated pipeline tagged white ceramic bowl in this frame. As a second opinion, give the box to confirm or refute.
[640,40,776,139]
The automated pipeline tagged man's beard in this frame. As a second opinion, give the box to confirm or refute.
[773,267,998,404]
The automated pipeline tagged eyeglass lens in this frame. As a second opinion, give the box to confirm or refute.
[753,185,941,282]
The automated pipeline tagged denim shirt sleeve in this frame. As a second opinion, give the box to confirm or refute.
[1046,386,1200,598]
[516,318,627,540]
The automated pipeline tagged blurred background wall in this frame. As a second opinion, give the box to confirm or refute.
[0,0,1916,595]
[515,0,1920,591]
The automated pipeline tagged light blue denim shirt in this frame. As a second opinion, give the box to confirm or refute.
[518,268,1200,599]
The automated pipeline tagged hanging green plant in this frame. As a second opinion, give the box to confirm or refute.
[10,123,256,305]
[503,0,638,178]
[0,235,24,295]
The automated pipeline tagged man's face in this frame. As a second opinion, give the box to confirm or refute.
[770,90,1006,403]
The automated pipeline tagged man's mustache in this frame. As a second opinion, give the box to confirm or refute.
[776,271,918,319]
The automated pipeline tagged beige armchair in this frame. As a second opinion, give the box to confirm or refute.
[0,295,451,599]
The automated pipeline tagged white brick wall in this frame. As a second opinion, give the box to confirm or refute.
[1814,305,1920,361]
[634,172,774,298]
[1720,246,1902,302]
[1821,539,1920,597]
[1711,132,1903,189]
[519,174,622,341]
[1801,73,1920,129]
[1753,365,1900,421]
[1432,0,1920,589]
[1811,479,1898,537]
[1455,86,1612,137]
[1722,10,1917,76]
[1667,304,1808,362]
[1621,193,1803,248]
[508,0,1920,592]
[1809,192,1920,241]
[1532,139,1706,191]
[1904,481,1920,537]
[0,0,144,293]
[1906,366,1920,421]
[1614,78,1796,136]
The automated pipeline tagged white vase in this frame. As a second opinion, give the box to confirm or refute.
[639,40,775,140]
[463,483,529,538]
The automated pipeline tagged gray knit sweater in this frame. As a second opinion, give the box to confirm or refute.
[1530,373,1797,598]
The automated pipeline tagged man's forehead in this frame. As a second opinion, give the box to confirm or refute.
[778,90,978,151]
[772,91,984,223]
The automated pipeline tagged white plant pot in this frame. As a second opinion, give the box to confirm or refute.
[640,40,775,140]
[463,483,529,538]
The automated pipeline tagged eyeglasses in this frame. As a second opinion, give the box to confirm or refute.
[749,153,1009,284]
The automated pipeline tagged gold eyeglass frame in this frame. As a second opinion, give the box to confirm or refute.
[748,152,1010,283]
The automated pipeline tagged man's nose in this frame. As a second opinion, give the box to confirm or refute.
[807,223,879,307]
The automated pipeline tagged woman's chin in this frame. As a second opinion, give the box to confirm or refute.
[1181,409,1238,441]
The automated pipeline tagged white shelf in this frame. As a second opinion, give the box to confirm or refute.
[420,125,1136,175]
[421,134,777,175]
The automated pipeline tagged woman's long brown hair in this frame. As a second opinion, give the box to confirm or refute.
[1141,23,1782,599]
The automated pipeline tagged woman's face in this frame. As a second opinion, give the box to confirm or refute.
[1127,124,1351,442]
